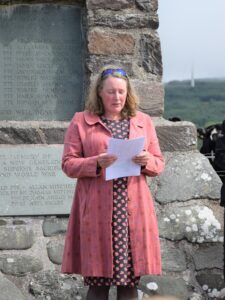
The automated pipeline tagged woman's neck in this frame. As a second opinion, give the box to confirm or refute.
[103,113,122,120]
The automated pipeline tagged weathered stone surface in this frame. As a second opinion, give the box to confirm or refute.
[139,33,162,75]
[135,0,158,12]
[154,119,197,151]
[86,57,133,76]
[0,121,67,144]
[196,273,225,298]
[155,151,221,203]
[88,29,135,55]
[0,219,7,226]
[0,273,25,300]
[47,240,64,265]
[161,239,187,272]
[158,205,223,243]
[0,226,34,249]
[0,5,83,121]
[43,217,68,237]
[193,244,223,270]
[88,11,159,29]
[133,80,164,116]
[29,271,88,300]
[0,0,83,4]
[0,254,43,275]
[86,0,133,10]
[139,275,190,299]
[12,219,26,225]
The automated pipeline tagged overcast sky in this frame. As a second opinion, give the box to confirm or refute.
[158,0,225,82]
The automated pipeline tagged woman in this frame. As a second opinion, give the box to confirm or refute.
[61,66,165,300]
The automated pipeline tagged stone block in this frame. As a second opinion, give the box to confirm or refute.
[139,33,162,75]
[0,273,25,300]
[135,0,158,12]
[47,240,64,265]
[88,10,159,29]
[133,80,164,116]
[161,239,187,272]
[43,217,68,237]
[0,254,43,275]
[154,151,222,202]
[86,0,133,10]
[196,273,225,297]
[0,119,198,152]
[88,29,135,55]
[0,145,75,216]
[0,121,67,144]
[86,56,134,76]
[153,118,197,151]
[139,275,189,299]
[29,271,88,300]
[158,205,223,243]
[0,226,34,249]
[193,244,223,270]
[0,5,83,121]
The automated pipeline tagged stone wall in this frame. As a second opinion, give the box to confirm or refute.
[0,0,224,299]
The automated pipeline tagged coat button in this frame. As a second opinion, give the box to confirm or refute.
[128,211,132,216]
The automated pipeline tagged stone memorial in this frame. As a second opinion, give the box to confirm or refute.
[0,5,84,121]
[0,145,75,216]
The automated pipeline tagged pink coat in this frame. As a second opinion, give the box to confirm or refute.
[61,110,164,277]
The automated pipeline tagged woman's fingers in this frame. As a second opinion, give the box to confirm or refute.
[97,153,117,168]
[132,151,150,166]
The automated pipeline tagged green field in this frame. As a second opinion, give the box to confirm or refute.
[164,79,225,128]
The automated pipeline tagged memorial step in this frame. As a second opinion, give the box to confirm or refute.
[0,118,197,151]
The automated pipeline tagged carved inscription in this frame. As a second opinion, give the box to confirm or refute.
[0,146,75,216]
[0,6,83,121]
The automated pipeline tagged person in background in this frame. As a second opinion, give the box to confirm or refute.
[214,120,225,280]
[61,65,165,300]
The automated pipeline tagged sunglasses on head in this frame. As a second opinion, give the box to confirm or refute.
[101,68,127,78]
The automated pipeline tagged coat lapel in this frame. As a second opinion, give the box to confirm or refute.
[129,112,144,139]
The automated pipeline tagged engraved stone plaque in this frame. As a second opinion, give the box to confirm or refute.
[0,145,75,216]
[0,5,83,121]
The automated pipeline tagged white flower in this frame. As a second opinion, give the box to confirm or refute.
[146,282,158,291]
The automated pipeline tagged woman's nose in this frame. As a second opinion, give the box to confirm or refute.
[114,91,120,99]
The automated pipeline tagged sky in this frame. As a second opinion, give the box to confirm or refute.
[158,0,225,82]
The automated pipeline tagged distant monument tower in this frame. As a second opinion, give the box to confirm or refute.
[191,63,195,88]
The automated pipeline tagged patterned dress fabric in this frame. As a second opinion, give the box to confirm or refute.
[84,117,140,287]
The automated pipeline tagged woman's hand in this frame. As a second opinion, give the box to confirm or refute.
[132,151,151,167]
[97,153,117,169]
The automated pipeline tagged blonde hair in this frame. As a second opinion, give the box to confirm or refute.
[85,65,139,118]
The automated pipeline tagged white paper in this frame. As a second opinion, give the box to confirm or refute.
[106,137,145,180]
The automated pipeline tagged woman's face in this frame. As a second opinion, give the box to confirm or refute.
[99,76,127,118]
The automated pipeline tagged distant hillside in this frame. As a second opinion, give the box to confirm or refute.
[163,79,225,128]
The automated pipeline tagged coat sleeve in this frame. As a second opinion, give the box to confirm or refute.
[62,113,100,178]
[141,116,165,177]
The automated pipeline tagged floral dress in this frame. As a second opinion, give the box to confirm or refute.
[84,117,140,287]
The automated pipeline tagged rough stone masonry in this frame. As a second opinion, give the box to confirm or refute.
[0,0,224,299]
